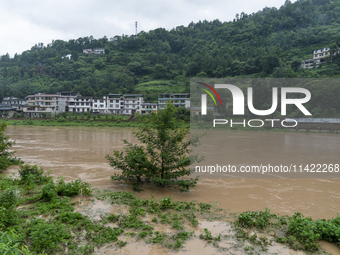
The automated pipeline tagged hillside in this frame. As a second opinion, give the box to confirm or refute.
[1,0,340,102]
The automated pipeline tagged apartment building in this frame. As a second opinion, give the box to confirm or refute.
[106,94,124,114]
[91,94,143,115]
[57,91,79,112]
[123,94,143,115]
[24,93,68,117]
[92,97,107,114]
[158,93,189,110]
[2,97,27,106]
[1,96,27,113]
[68,96,93,113]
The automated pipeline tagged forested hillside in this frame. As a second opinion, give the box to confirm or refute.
[1,0,340,102]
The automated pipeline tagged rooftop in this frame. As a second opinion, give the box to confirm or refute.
[123,94,143,97]
[75,96,93,99]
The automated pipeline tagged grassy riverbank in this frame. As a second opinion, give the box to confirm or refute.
[2,111,191,128]
[4,118,147,128]
[1,166,339,254]
[4,117,337,134]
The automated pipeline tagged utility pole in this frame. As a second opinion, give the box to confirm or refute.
[135,21,137,39]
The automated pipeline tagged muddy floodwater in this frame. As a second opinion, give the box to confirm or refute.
[5,125,340,219]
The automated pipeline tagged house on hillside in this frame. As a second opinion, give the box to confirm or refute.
[83,48,105,54]
[301,47,333,68]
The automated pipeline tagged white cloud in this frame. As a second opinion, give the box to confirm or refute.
[0,0,295,57]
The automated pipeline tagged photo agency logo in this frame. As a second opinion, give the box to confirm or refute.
[198,82,312,128]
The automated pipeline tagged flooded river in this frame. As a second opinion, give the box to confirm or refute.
[5,126,340,220]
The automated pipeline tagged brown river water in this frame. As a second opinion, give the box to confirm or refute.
[4,126,340,220]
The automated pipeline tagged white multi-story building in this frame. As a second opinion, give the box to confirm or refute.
[106,94,143,115]
[83,48,105,54]
[68,96,93,113]
[57,91,79,112]
[302,47,334,68]
[106,94,124,114]
[18,92,144,116]
[123,94,143,115]
[313,48,330,60]
[92,97,107,114]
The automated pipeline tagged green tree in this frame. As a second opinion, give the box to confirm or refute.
[106,103,202,192]
[263,55,280,75]
[0,122,17,171]
[291,60,301,72]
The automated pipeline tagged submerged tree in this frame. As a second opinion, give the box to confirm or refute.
[106,103,203,192]
[0,122,20,171]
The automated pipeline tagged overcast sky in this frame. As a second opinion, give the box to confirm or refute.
[0,0,296,57]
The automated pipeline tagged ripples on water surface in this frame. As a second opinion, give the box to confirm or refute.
[5,126,340,219]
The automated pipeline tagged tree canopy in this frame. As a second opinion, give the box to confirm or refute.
[106,103,202,191]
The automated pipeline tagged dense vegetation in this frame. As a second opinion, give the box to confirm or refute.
[2,164,340,254]
[2,0,340,103]
[236,208,340,253]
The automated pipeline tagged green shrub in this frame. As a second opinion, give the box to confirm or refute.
[0,230,33,255]
[18,164,51,184]
[41,182,58,202]
[237,208,271,229]
[0,122,17,171]
[287,213,320,252]
[58,212,84,224]
[0,175,17,191]
[29,219,72,253]
[0,189,18,227]
[56,177,92,196]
